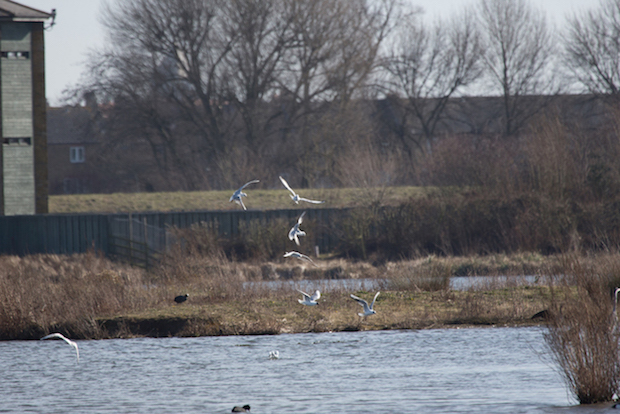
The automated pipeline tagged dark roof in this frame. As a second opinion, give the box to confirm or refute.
[47,106,100,145]
[0,0,53,22]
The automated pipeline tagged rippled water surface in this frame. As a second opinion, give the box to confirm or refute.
[1,327,613,413]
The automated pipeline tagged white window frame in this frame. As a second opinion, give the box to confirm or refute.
[70,146,85,163]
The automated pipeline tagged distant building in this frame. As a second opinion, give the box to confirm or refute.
[0,0,53,215]
[47,103,105,195]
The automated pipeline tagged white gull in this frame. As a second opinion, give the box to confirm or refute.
[283,251,318,267]
[297,289,321,306]
[41,333,79,363]
[279,176,325,205]
[350,292,380,317]
[229,179,260,210]
[288,211,306,246]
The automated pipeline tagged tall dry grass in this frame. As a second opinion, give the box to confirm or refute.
[543,254,620,404]
[0,251,152,339]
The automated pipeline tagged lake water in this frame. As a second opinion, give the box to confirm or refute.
[2,327,612,413]
[248,275,540,293]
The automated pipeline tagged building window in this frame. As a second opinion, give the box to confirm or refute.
[3,137,31,145]
[0,51,29,59]
[70,146,85,163]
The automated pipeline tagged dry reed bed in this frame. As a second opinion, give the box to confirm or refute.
[0,250,569,340]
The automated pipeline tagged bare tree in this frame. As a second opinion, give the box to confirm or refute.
[80,0,238,190]
[275,0,396,186]
[222,0,293,152]
[382,6,483,153]
[477,0,559,136]
[564,0,620,97]
[77,0,398,190]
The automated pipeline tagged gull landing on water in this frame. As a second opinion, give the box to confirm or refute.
[41,333,79,363]
[350,292,380,317]
[284,251,318,267]
[279,176,325,205]
[288,211,306,246]
[229,179,260,210]
[297,289,320,306]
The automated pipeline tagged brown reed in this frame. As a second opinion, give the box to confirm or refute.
[543,254,620,404]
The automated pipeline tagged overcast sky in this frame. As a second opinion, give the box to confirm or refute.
[21,0,595,106]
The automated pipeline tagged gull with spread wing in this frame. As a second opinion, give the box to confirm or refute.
[288,211,307,246]
[41,333,80,363]
[350,292,380,317]
[284,251,318,267]
[229,179,260,210]
[297,289,321,306]
[279,176,325,205]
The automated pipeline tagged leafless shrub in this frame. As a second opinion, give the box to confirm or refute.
[543,255,620,404]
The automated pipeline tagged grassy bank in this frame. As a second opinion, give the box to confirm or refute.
[48,186,429,213]
[0,250,578,340]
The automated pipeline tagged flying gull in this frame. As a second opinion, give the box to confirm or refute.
[229,179,260,210]
[284,251,318,267]
[40,333,80,363]
[297,289,320,306]
[279,176,325,205]
[288,211,307,246]
[350,292,380,317]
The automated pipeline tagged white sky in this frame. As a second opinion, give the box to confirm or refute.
[21,0,594,106]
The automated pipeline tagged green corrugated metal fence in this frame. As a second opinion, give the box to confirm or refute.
[0,208,348,257]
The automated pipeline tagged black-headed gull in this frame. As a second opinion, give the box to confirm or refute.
[279,176,325,204]
[350,292,380,316]
[284,251,318,267]
[297,289,320,306]
[40,333,79,363]
[288,211,306,246]
[229,179,260,210]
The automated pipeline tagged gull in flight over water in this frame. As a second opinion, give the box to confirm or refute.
[229,179,260,210]
[279,176,325,205]
[350,292,380,317]
[288,211,307,246]
[41,333,79,363]
[297,289,321,306]
[284,251,318,267]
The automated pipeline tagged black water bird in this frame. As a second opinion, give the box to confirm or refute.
[531,309,550,321]
[174,293,189,304]
[232,404,251,412]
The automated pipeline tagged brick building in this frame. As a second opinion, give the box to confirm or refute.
[0,0,53,215]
